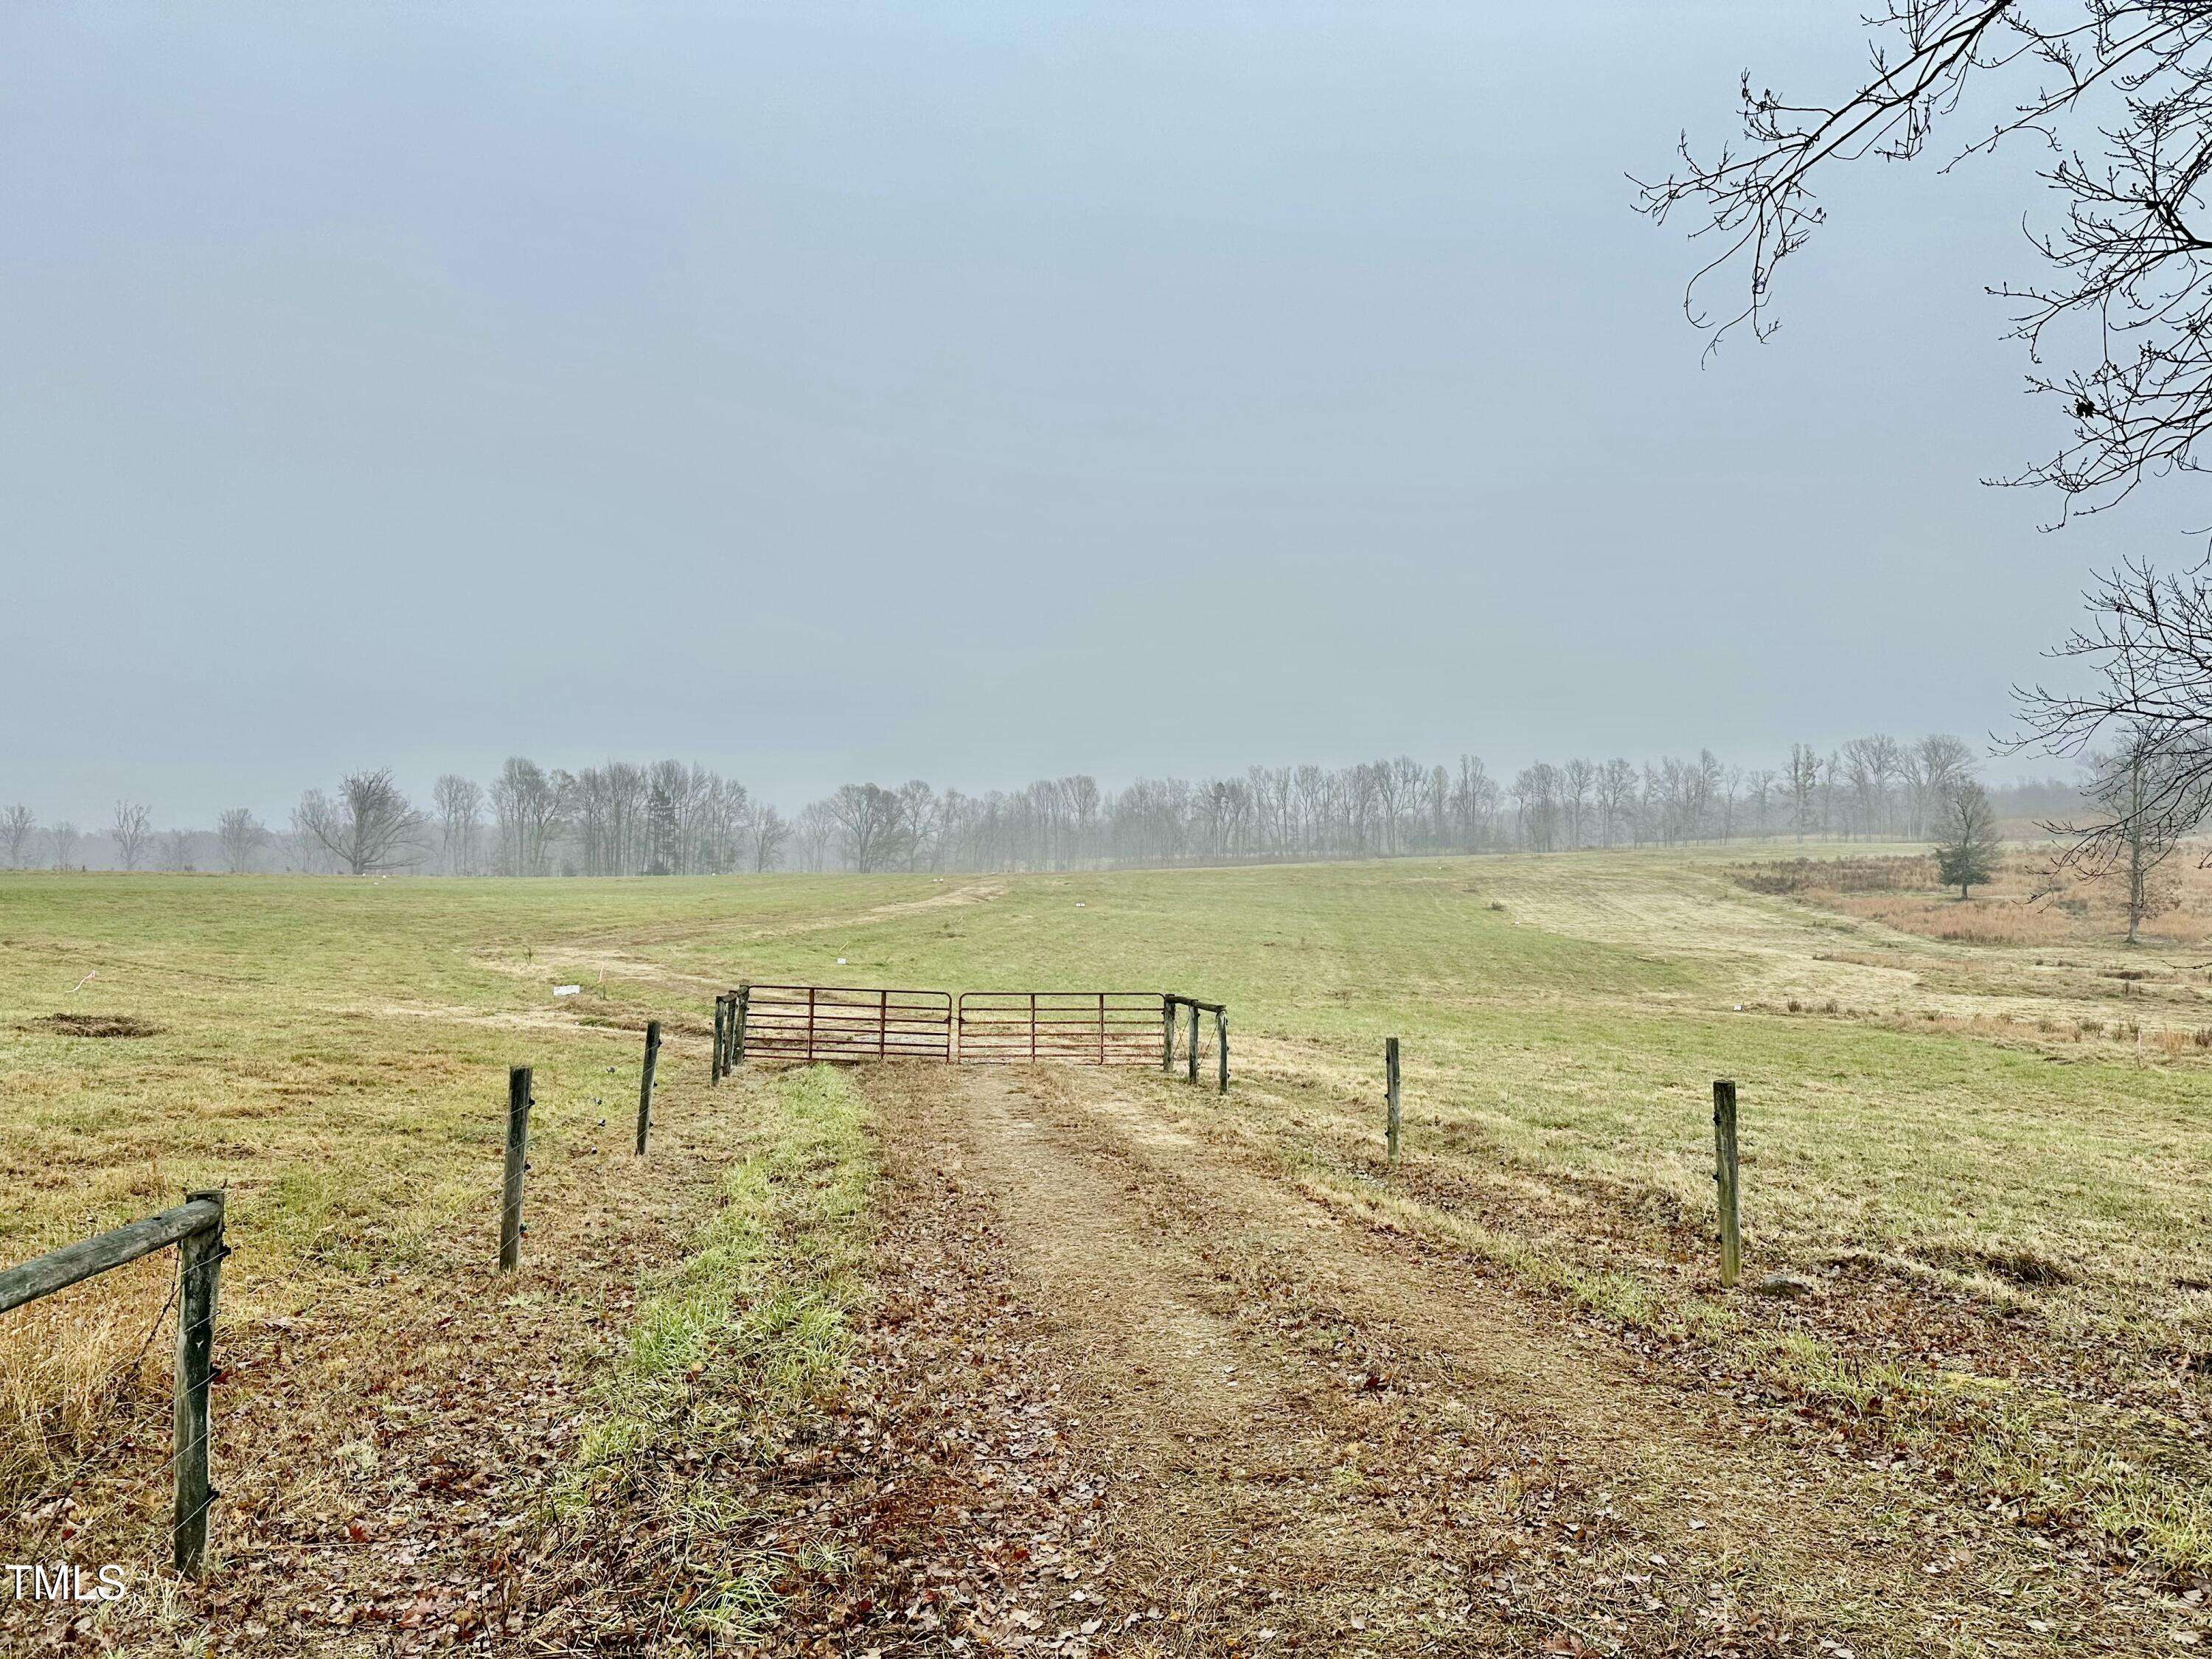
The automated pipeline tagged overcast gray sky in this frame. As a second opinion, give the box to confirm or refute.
[5,2,2197,824]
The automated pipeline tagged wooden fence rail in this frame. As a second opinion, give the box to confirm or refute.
[0,1024,694,1585]
[0,1191,228,1576]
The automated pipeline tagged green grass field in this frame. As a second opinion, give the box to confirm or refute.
[12,852,2211,1293]
[5,849,2211,1649]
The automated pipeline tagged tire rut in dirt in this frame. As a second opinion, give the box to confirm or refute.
[978,1063,2177,1656]
[875,1065,1820,1656]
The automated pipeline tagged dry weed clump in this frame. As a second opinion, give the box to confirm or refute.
[0,1254,175,1504]
[23,1012,165,1039]
[1731,855,1935,896]
[1766,995,2212,1057]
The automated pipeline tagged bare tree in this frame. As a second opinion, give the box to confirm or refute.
[1644,4,2212,518]
[898,780,944,871]
[2016,558,2212,875]
[1,805,35,868]
[216,807,269,874]
[796,800,838,872]
[161,829,195,872]
[111,801,153,871]
[823,782,914,873]
[49,821,80,869]
[490,757,568,877]
[643,760,706,876]
[287,804,329,873]
[1512,763,1562,852]
[1745,768,1777,835]
[753,804,791,872]
[297,770,426,875]
[1597,758,1636,846]
[1785,744,1819,843]
[433,774,484,877]
[1691,750,1725,840]
[2090,726,2188,942]
[1562,759,1596,848]
[1911,734,1977,835]
[697,775,751,874]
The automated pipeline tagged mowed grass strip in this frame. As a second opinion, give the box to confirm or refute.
[538,1065,872,1644]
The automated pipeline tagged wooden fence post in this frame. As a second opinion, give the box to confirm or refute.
[636,1020,660,1155]
[712,994,728,1082]
[1385,1037,1402,1166]
[500,1066,531,1272]
[172,1188,224,1576]
[1713,1079,1740,1288]
[734,983,750,1065]
[1216,1009,1229,1095]
[1161,996,1175,1074]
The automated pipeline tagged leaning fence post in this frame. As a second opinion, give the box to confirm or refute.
[1713,1079,1740,1289]
[1161,996,1175,1074]
[500,1066,531,1271]
[172,1188,224,1576]
[734,982,750,1065]
[1385,1037,1402,1166]
[636,1020,660,1155]
[1217,1009,1229,1095]
[1186,1001,1200,1085]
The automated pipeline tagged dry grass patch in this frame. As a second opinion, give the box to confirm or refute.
[1737,844,2212,947]
[0,1256,175,1509]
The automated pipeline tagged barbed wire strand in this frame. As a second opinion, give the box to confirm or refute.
[6,1074,650,1569]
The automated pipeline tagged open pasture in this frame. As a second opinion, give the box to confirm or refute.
[4,849,2210,1654]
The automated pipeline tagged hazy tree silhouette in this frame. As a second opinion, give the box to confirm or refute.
[297,770,425,875]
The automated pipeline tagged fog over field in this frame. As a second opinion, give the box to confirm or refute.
[24,7,2212,1654]
[6,3,2195,826]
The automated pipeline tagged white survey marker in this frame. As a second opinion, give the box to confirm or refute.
[553,984,582,998]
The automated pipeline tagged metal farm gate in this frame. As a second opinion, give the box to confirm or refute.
[739,984,953,1062]
[718,983,1221,1085]
[956,991,1162,1065]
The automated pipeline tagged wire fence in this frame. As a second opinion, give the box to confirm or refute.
[0,1034,649,1584]
[1,993,1231,1588]
[3,1254,181,1548]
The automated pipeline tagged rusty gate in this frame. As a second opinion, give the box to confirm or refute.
[739,984,953,1062]
[956,990,1163,1065]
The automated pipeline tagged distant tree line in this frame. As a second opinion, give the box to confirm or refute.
[785,736,2053,872]
[0,736,2084,877]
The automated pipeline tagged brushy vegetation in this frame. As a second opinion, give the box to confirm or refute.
[1733,842,2212,946]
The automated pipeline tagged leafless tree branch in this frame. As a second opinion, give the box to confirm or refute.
[1641,2,2212,515]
